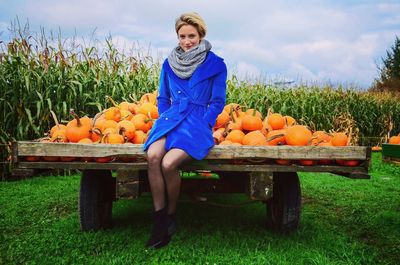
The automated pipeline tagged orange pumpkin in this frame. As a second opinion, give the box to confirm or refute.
[223,103,241,114]
[388,135,400,144]
[299,160,315,166]
[117,120,136,141]
[219,140,233,145]
[140,93,157,105]
[242,110,263,131]
[131,130,147,144]
[25,156,40,162]
[102,119,118,131]
[104,107,121,122]
[267,113,285,130]
[275,159,291,165]
[331,132,348,146]
[66,110,92,143]
[245,109,262,119]
[336,160,360,166]
[266,129,286,146]
[119,101,138,114]
[311,130,332,145]
[242,131,267,146]
[284,115,296,127]
[138,102,159,119]
[131,113,153,133]
[103,132,125,144]
[285,125,312,146]
[213,127,229,144]
[49,110,67,137]
[120,109,134,120]
[215,110,230,129]
[225,129,245,144]
[78,138,93,144]
[50,128,68,143]
[227,113,242,131]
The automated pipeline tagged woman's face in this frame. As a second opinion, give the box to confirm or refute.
[178,25,201,52]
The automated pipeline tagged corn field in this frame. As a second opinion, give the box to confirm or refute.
[1,31,400,178]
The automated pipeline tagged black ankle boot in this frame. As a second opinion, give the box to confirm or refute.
[167,213,178,236]
[145,208,170,249]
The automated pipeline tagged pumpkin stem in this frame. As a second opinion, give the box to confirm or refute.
[69,109,82,127]
[101,133,110,144]
[50,110,60,127]
[106,96,119,108]
[92,110,105,127]
[129,93,140,105]
[307,136,319,146]
[119,126,126,137]
[229,106,236,123]
[266,133,285,143]
[121,113,130,120]
[252,108,256,117]
[90,128,103,144]
[144,114,154,123]
[234,107,240,119]
[284,116,295,127]
[267,108,273,118]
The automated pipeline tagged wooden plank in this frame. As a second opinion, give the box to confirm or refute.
[383,156,400,166]
[17,161,148,170]
[11,168,37,178]
[16,161,368,174]
[15,141,369,160]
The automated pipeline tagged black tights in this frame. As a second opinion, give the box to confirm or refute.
[146,137,191,214]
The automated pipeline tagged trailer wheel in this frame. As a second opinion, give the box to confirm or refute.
[79,170,114,231]
[266,172,301,233]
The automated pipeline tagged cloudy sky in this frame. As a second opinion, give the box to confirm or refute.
[1,0,399,88]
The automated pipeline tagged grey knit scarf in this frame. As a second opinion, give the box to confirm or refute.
[168,39,212,79]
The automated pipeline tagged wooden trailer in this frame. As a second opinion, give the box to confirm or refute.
[11,141,371,233]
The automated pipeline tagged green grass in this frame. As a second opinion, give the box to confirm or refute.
[1,153,399,264]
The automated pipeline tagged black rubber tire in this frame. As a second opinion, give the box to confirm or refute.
[266,172,301,233]
[79,170,113,231]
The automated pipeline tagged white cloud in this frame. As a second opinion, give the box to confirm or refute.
[1,0,399,88]
[231,62,261,80]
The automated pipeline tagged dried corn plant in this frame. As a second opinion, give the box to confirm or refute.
[332,111,360,145]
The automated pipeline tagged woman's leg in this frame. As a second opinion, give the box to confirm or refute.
[146,137,167,211]
[161,148,191,215]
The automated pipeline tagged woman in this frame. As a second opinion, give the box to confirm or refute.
[142,12,227,249]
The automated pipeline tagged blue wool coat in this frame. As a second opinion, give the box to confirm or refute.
[143,51,227,160]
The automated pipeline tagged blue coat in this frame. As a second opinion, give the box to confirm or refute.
[143,51,227,160]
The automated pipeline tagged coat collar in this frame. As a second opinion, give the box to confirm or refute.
[164,51,226,88]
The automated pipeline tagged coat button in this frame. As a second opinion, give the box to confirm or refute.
[178,91,181,94]
[165,117,169,120]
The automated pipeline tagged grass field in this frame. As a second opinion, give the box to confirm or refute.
[1,153,399,264]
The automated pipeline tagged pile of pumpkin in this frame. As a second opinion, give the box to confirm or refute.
[388,134,400,145]
[26,94,360,166]
[25,92,158,162]
[212,103,360,166]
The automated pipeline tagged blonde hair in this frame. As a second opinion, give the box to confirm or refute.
[175,12,207,38]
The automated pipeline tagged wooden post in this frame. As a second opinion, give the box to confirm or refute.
[116,170,140,199]
[247,171,273,201]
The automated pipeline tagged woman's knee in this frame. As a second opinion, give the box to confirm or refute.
[161,157,178,174]
[147,149,164,165]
